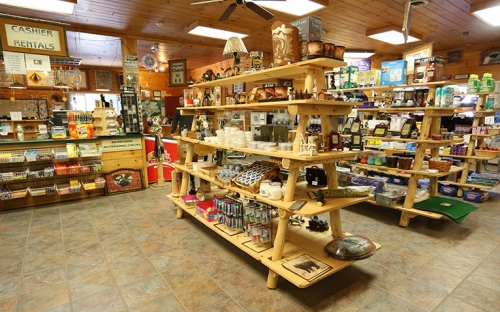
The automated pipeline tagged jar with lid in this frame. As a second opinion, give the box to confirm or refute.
[259,180,271,197]
[281,181,287,197]
[268,182,282,200]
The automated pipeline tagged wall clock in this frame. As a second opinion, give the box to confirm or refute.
[141,54,158,70]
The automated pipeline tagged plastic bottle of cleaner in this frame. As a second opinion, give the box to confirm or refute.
[16,124,24,141]
[435,87,441,107]
[480,73,495,93]
[467,74,481,93]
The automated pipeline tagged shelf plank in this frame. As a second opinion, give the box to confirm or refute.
[365,145,498,160]
[172,163,373,217]
[175,136,366,162]
[340,81,453,93]
[349,162,464,177]
[442,181,497,190]
[190,58,346,88]
[366,199,443,219]
[474,110,500,117]
[0,171,104,185]
[168,193,380,289]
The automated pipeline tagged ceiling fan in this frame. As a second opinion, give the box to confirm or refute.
[191,0,286,21]
[402,0,429,43]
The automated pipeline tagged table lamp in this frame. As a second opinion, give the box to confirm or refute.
[223,36,248,74]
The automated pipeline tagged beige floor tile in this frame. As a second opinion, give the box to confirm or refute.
[105,245,145,266]
[372,250,424,276]
[29,222,61,235]
[126,219,158,235]
[452,280,500,312]
[87,205,115,216]
[43,303,71,312]
[337,281,385,308]
[174,278,229,312]
[24,241,63,260]
[0,211,32,224]
[200,299,245,312]
[0,248,25,267]
[410,265,463,293]
[95,225,129,242]
[434,296,487,312]
[16,282,69,312]
[363,292,425,312]
[0,277,19,301]
[191,251,242,277]
[66,254,109,279]
[0,297,17,312]
[120,211,150,225]
[68,269,117,300]
[147,249,190,272]
[30,215,60,227]
[467,256,500,292]
[131,227,167,244]
[0,223,30,237]
[211,267,264,296]
[65,243,103,264]
[276,304,304,312]
[23,251,65,274]
[160,261,208,290]
[111,258,156,286]
[429,253,477,279]
[63,232,99,250]
[127,293,185,312]
[391,241,438,263]
[19,266,66,295]
[310,292,362,312]
[0,261,23,282]
[138,238,172,256]
[0,235,27,252]
[27,230,62,246]
[71,288,127,312]
[389,277,449,311]
[120,274,171,308]
[235,284,292,312]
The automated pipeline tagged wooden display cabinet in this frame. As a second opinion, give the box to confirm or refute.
[168,58,380,289]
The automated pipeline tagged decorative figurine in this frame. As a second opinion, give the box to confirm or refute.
[316,189,326,207]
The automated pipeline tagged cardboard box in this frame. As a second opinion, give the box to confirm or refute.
[413,56,445,83]
[356,71,366,88]
[365,70,381,87]
[375,191,405,208]
[195,201,218,221]
[290,16,322,61]
[340,66,359,89]
[181,194,198,209]
[380,60,407,86]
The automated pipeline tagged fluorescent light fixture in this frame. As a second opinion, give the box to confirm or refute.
[187,25,247,40]
[0,0,77,15]
[344,50,376,59]
[366,26,422,45]
[471,1,500,26]
[256,0,326,16]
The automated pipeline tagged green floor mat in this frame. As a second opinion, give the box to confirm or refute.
[414,197,477,224]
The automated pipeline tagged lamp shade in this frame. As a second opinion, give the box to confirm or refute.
[223,37,248,59]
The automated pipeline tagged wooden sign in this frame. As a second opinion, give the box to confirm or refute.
[168,59,187,87]
[0,17,67,56]
[101,137,142,152]
[402,42,433,75]
[104,168,144,195]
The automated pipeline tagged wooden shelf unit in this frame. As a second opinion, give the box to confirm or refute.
[170,58,381,289]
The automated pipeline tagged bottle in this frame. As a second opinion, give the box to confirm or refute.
[467,74,481,93]
[435,87,441,107]
[486,95,494,110]
[480,73,495,93]
[16,124,24,141]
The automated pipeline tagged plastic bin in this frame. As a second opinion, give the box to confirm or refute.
[0,150,25,163]
[27,165,55,179]
[80,161,103,173]
[56,182,81,195]
[28,184,56,196]
[55,163,81,175]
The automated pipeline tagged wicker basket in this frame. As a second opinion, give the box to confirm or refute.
[232,160,282,194]
[474,149,500,158]
[428,160,453,172]
[487,128,500,135]
[215,174,232,187]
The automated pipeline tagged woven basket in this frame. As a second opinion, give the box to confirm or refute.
[474,149,500,158]
[428,160,452,172]
[215,174,232,187]
[232,160,282,194]
[487,128,500,135]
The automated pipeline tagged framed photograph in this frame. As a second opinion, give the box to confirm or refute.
[447,50,462,64]
[233,83,245,93]
[328,131,344,150]
[373,123,389,137]
[168,59,187,87]
[104,168,144,195]
[403,42,433,74]
[214,86,224,106]
[95,70,113,91]
[349,132,364,151]
[400,120,415,139]
[480,48,500,65]
[141,89,151,99]
[350,120,361,133]
[278,79,294,87]
[153,90,161,97]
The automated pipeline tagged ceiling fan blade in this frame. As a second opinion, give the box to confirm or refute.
[246,2,274,20]
[402,0,412,43]
[219,3,237,21]
[191,0,225,5]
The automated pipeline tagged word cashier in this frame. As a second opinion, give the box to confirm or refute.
[6,24,61,51]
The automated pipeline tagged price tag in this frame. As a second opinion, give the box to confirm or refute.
[0,132,7,136]
[312,181,318,186]
[38,125,48,134]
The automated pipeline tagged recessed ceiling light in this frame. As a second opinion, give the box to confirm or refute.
[367,26,422,45]
[256,0,326,16]
[0,0,77,15]
[344,50,376,59]
[187,25,247,40]
[471,1,500,26]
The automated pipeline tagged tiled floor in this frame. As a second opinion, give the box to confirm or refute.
[1,187,500,311]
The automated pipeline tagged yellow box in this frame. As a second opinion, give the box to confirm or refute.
[365,70,381,87]
[69,179,79,187]
[357,71,367,88]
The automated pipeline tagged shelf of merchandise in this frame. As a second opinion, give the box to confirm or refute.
[0,170,104,185]
[442,180,497,190]
[169,191,380,288]
[456,93,500,196]
[363,136,463,146]
[339,81,453,93]
[349,163,464,178]
[170,58,381,289]
[365,145,500,161]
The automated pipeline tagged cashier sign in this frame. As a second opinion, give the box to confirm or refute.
[5,24,61,51]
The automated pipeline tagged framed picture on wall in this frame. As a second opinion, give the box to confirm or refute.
[168,59,187,87]
[95,70,113,91]
[403,42,433,75]
[141,89,151,99]
[480,48,500,65]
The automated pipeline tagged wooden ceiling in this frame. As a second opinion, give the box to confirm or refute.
[2,0,498,71]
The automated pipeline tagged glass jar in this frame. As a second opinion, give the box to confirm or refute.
[259,180,271,197]
[367,155,375,165]
[360,155,368,164]
[386,156,398,168]
[374,156,383,166]
[281,181,287,197]
[268,182,282,200]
